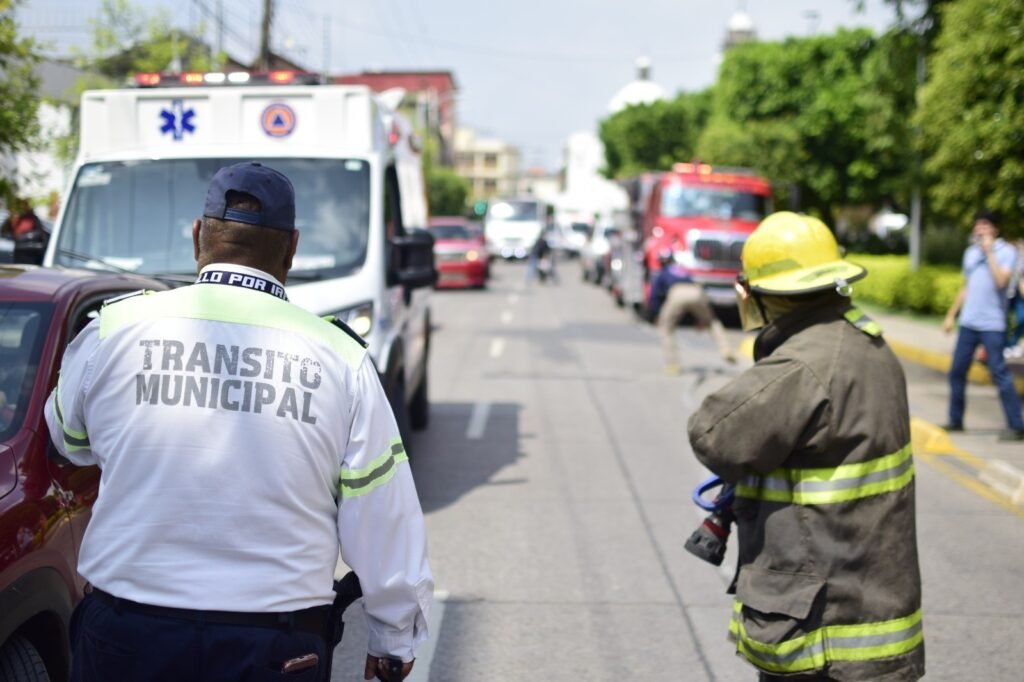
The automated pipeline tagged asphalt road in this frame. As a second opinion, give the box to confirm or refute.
[331,259,1024,682]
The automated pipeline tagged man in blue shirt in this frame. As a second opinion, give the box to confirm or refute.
[943,210,1023,440]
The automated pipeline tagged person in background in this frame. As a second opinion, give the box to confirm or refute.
[45,162,432,681]
[526,226,558,284]
[649,249,735,375]
[1004,238,1024,358]
[942,209,1023,441]
[0,198,43,238]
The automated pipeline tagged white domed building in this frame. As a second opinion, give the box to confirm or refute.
[607,57,668,115]
[723,8,757,51]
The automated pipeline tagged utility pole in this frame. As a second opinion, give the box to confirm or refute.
[216,0,224,70]
[909,44,926,272]
[258,0,273,71]
[322,14,331,82]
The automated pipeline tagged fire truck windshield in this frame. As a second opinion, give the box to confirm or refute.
[56,158,371,280]
[660,185,766,222]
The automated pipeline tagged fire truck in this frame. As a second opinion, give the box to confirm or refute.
[617,163,772,319]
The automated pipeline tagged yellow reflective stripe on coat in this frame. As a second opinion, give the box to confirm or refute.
[730,602,923,673]
[735,444,913,505]
[54,381,90,452]
[338,437,408,498]
[844,308,883,337]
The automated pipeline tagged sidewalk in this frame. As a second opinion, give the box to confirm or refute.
[867,307,1024,509]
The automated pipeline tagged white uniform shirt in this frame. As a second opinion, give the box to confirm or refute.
[44,263,432,662]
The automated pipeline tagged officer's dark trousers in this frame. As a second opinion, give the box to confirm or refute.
[70,593,328,682]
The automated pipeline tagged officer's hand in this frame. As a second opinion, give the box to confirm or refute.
[364,654,414,680]
[943,314,956,334]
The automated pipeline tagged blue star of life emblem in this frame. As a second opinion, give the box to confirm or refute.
[159,100,196,141]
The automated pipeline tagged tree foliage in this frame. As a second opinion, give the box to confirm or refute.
[598,90,711,178]
[425,166,469,217]
[0,0,41,202]
[916,0,1024,237]
[696,29,917,221]
[57,0,219,162]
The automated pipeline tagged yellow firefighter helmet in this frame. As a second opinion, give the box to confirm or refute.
[740,211,866,295]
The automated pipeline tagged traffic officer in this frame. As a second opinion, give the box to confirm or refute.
[687,212,925,681]
[45,162,432,681]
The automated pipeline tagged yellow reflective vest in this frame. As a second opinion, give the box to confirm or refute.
[688,300,924,681]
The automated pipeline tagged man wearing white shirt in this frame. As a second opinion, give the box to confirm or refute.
[45,162,432,681]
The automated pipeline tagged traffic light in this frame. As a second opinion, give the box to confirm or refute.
[473,200,487,216]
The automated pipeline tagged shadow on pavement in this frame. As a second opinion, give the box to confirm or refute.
[408,401,524,514]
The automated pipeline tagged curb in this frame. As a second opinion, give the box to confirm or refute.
[887,338,1024,395]
[910,418,1024,512]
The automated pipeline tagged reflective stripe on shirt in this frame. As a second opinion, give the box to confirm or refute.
[339,437,408,498]
[730,602,924,673]
[54,381,90,451]
[735,443,914,505]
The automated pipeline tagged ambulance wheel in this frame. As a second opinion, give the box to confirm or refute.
[0,636,50,682]
[410,368,429,431]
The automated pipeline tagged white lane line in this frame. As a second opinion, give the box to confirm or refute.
[489,337,505,358]
[466,402,491,440]
[405,591,448,682]
[500,311,513,325]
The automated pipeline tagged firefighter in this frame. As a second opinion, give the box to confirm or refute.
[687,212,924,681]
[45,162,432,681]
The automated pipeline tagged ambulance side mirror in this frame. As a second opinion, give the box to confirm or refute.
[391,230,437,290]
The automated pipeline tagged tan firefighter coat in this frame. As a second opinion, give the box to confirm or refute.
[688,298,925,681]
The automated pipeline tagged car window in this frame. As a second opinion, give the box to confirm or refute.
[0,303,53,440]
[431,225,472,240]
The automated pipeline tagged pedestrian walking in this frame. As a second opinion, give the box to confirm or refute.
[688,212,925,681]
[942,209,1024,440]
[45,162,432,681]
[649,250,735,374]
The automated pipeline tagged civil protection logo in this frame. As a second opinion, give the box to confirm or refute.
[159,100,196,141]
[261,103,297,138]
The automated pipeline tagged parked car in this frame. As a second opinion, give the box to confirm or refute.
[560,222,591,258]
[0,265,169,682]
[429,216,489,289]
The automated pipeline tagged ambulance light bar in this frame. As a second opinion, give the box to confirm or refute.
[132,70,322,88]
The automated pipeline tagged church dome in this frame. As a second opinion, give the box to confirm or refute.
[607,57,667,114]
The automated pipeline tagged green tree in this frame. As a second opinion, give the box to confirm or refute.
[0,0,41,203]
[598,89,711,178]
[425,167,469,217]
[696,29,917,222]
[56,0,218,162]
[916,0,1024,237]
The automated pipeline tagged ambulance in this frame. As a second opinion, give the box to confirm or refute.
[42,70,436,438]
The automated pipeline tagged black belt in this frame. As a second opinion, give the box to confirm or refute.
[89,588,330,637]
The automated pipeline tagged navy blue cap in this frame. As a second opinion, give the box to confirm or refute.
[203,162,296,231]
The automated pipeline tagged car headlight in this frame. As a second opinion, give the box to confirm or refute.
[466,250,479,262]
[673,249,697,268]
[333,301,374,337]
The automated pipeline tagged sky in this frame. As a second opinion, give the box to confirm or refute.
[21,0,899,170]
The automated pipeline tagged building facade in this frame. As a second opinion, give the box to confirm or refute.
[335,71,458,165]
[454,127,521,201]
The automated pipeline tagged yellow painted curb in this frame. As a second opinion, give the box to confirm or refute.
[911,417,1024,516]
[888,338,1024,394]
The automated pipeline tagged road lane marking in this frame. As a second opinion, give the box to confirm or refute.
[500,311,513,325]
[489,337,505,358]
[405,591,447,682]
[466,402,491,439]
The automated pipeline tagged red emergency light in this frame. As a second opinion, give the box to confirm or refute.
[134,73,162,87]
[268,70,295,84]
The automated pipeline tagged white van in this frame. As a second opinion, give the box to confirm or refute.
[484,198,547,259]
[41,71,436,437]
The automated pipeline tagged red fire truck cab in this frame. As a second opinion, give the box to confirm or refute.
[640,163,771,309]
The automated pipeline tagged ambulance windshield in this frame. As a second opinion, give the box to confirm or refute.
[55,158,371,280]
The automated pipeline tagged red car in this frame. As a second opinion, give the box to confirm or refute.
[0,265,169,681]
[429,217,489,289]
